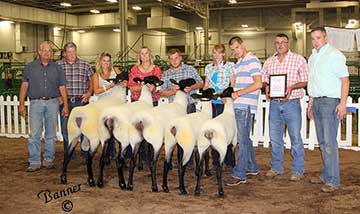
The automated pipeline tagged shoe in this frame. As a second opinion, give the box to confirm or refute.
[265,169,280,178]
[290,172,303,181]
[246,170,259,176]
[26,164,41,172]
[42,160,55,169]
[310,176,324,184]
[224,177,247,186]
[321,184,337,193]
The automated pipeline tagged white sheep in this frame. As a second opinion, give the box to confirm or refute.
[194,88,237,196]
[129,89,188,192]
[162,89,214,195]
[60,85,127,187]
[96,76,163,189]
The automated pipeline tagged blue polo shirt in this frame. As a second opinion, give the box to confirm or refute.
[308,43,349,98]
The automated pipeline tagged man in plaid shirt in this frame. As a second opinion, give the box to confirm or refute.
[160,48,203,113]
[57,42,93,159]
[262,33,308,181]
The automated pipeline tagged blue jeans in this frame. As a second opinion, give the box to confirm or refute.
[60,99,88,158]
[232,107,259,179]
[212,103,224,118]
[28,98,59,165]
[312,97,340,188]
[269,99,304,175]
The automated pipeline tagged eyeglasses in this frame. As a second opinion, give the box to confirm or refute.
[274,41,289,45]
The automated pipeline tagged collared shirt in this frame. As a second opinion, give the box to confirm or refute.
[57,58,93,97]
[308,43,349,98]
[161,63,203,104]
[22,59,66,99]
[205,61,234,104]
[128,64,162,101]
[233,52,262,113]
[262,50,308,99]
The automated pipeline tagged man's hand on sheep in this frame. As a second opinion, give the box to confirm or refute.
[172,84,180,94]
[184,86,193,93]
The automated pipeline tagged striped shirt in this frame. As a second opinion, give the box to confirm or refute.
[57,58,93,97]
[161,63,203,104]
[233,52,262,113]
[262,50,308,99]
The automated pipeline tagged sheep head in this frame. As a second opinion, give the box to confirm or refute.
[190,88,215,101]
[133,75,164,86]
[170,78,196,91]
[107,71,129,84]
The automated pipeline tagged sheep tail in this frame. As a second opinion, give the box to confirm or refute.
[170,126,177,136]
[135,121,144,132]
[75,117,82,128]
[104,118,115,133]
[204,130,214,140]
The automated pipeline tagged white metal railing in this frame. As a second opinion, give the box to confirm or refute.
[1,94,359,151]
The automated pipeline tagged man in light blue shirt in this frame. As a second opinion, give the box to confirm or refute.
[307,27,349,193]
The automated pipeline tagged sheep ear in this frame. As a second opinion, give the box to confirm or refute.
[170,79,178,85]
[133,77,142,83]
[156,80,164,86]
[190,93,202,100]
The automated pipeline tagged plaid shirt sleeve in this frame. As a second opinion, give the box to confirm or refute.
[298,56,308,83]
[262,58,270,83]
[85,62,93,81]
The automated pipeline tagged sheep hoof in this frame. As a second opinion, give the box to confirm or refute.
[162,185,169,193]
[194,190,201,196]
[137,164,143,171]
[60,175,67,184]
[180,189,188,195]
[97,180,104,188]
[205,170,212,177]
[218,191,224,197]
[88,178,96,187]
[126,184,133,191]
[119,183,126,190]
[152,186,158,192]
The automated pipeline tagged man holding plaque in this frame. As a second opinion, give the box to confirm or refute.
[307,27,349,193]
[262,33,308,181]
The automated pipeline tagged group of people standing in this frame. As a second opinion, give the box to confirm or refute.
[19,26,348,194]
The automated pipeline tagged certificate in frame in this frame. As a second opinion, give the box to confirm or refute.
[269,74,287,98]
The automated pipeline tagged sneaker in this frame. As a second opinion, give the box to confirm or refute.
[26,164,41,172]
[265,169,280,178]
[290,172,303,181]
[321,184,337,193]
[224,177,247,186]
[246,170,259,176]
[42,160,55,169]
[310,176,324,184]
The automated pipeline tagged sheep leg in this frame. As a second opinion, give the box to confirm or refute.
[137,139,147,171]
[116,145,127,190]
[194,149,203,196]
[85,150,96,187]
[148,144,159,192]
[211,149,224,197]
[126,143,140,191]
[96,138,111,188]
[161,148,174,193]
[204,150,212,177]
[60,137,79,184]
[177,145,188,195]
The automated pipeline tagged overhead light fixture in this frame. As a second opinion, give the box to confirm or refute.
[54,27,62,30]
[0,20,14,24]
[174,3,183,10]
[132,6,142,11]
[229,0,237,4]
[77,30,85,33]
[241,24,248,28]
[113,28,121,32]
[90,9,100,14]
[195,26,203,30]
[107,0,117,3]
[60,2,72,7]
[157,0,162,2]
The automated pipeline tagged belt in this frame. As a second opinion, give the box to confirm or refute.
[271,98,288,102]
[30,97,57,100]
[68,97,82,103]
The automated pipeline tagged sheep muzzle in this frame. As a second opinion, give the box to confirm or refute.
[135,121,144,132]
[170,126,177,136]
[204,131,214,140]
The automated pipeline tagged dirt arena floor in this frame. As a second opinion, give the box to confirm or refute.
[0,137,359,214]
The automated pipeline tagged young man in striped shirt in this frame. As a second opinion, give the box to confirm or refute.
[225,36,263,186]
[262,33,308,181]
